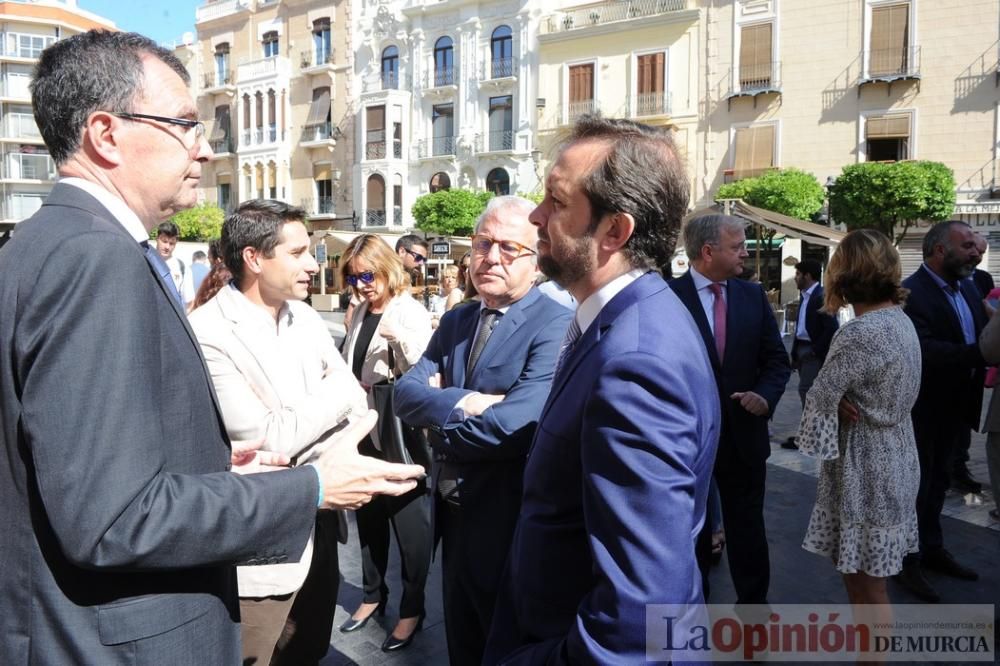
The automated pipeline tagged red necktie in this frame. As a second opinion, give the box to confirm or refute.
[708,282,726,361]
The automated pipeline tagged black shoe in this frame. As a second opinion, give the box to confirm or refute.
[339,600,386,633]
[950,468,982,494]
[922,549,979,581]
[381,613,425,652]
[781,436,799,450]
[893,562,940,603]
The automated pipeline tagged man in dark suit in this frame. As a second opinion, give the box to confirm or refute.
[784,258,839,449]
[670,214,791,605]
[0,31,422,664]
[484,116,719,664]
[897,220,985,602]
[394,196,571,665]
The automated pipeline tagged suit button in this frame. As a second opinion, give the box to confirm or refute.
[225,463,232,471]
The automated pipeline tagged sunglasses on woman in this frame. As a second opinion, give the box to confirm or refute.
[345,271,377,286]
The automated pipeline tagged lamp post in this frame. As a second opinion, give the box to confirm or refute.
[824,176,837,228]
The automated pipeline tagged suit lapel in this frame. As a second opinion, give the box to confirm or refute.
[673,272,721,372]
[465,289,537,386]
[218,288,285,408]
[451,303,479,389]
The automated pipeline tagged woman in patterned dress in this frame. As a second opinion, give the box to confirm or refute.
[798,229,921,617]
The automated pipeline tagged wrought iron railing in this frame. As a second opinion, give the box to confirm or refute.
[484,57,516,80]
[365,210,386,226]
[864,45,921,80]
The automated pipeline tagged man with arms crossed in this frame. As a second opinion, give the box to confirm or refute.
[394,196,571,665]
[0,31,422,664]
[484,116,720,664]
[190,200,368,664]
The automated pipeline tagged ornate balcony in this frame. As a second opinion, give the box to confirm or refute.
[540,0,691,36]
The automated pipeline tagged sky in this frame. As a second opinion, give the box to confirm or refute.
[78,1,201,47]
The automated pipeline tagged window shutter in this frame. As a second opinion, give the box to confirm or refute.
[740,23,772,87]
[870,4,909,76]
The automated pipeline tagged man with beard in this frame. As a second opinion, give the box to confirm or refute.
[483,116,719,664]
[896,220,985,602]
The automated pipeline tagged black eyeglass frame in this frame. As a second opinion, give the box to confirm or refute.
[111,112,206,140]
[403,247,428,264]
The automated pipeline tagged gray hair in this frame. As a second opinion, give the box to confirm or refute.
[922,220,970,259]
[683,214,747,261]
[475,195,537,231]
[31,30,190,165]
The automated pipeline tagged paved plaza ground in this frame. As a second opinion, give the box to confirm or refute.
[317,310,999,665]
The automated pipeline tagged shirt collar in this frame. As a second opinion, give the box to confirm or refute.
[575,268,648,335]
[59,177,149,243]
[921,263,957,291]
[478,302,511,316]
[800,282,819,298]
[690,266,724,291]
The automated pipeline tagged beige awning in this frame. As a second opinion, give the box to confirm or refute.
[313,163,331,180]
[866,114,910,139]
[305,87,330,127]
[697,199,846,248]
[210,106,230,142]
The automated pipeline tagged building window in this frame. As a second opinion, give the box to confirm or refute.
[254,92,264,143]
[865,113,910,161]
[313,19,331,65]
[304,87,332,141]
[869,3,910,77]
[267,90,277,142]
[262,31,279,59]
[432,103,454,155]
[636,52,666,115]
[739,23,773,90]
[209,105,231,153]
[393,121,402,159]
[7,34,53,59]
[430,172,450,193]
[732,124,776,180]
[393,174,403,226]
[316,173,333,214]
[488,95,513,151]
[214,43,230,86]
[241,94,251,146]
[366,174,386,226]
[366,105,386,160]
[491,25,513,78]
[568,63,595,120]
[217,182,231,213]
[382,46,399,89]
[486,168,510,196]
[434,36,454,86]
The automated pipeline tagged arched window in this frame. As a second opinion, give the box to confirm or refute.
[312,18,331,64]
[366,174,386,226]
[262,31,279,59]
[491,26,513,78]
[429,172,451,193]
[393,174,403,225]
[213,42,230,85]
[434,36,454,86]
[486,168,509,196]
[381,45,399,89]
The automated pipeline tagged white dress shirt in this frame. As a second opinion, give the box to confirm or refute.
[689,266,726,336]
[796,282,819,342]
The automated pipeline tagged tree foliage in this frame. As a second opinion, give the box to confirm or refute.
[716,168,826,221]
[828,161,956,244]
[167,202,224,241]
[517,190,544,205]
[411,189,493,236]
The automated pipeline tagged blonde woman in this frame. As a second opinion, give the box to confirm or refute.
[339,234,433,652]
[798,229,920,632]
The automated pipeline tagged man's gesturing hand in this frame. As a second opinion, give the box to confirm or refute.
[313,410,426,510]
[730,390,769,416]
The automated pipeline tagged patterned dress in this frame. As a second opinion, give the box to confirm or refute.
[799,306,921,577]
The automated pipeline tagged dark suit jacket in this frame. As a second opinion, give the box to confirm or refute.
[394,288,571,585]
[670,271,791,464]
[902,265,987,430]
[0,184,318,664]
[972,268,995,300]
[484,272,719,664]
[791,285,839,361]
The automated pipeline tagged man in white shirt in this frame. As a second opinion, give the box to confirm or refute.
[190,199,369,665]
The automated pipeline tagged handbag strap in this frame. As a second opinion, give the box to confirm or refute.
[386,343,396,383]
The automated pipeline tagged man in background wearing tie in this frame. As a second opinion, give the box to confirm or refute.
[394,196,571,665]
[670,214,791,606]
[785,258,839,450]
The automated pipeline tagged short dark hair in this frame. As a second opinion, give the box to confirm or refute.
[192,250,207,262]
[565,114,689,271]
[395,233,428,253]
[222,200,306,289]
[794,259,822,282]
[30,30,190,165]
[922,220,970,259]
[156,221,179,239]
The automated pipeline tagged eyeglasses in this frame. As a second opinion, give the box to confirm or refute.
[403,248,427,264]
[112,112,206,141]
[345,271,377,286]
[471,235,537,264]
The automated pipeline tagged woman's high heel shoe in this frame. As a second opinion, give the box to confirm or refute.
[380,612,425,652]
[338,600,386,633]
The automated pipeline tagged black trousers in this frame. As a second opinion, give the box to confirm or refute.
[355,438,432,619]
[952,426,972,470]
[909,416,961,558]
[711,445,770,604]
[439,500,501,666]
[270,511,341,666]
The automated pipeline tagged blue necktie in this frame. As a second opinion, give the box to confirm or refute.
[141,241,184,307]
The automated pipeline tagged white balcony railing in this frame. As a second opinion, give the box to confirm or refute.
[632,91,673,116]
[196,0,245,24]
[237,56,289,84]
[541,0,690,35]
[5,153,55,180]
[6,113,41,140]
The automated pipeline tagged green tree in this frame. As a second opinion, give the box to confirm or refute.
[166,202,224,241]
[716,168,825,221]
[411,189,493,236]
[828,161,956,244]
[517,190,544,205]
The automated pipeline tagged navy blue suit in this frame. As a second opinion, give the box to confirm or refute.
[394,287,570,665]
[902,265,986,555]
[791,285,839,362]
[670,271,790,604]
[484,272,719,664]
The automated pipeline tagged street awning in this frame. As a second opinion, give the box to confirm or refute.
[691,199,845,248]
[304,87,330,127]
[312,230,471,261]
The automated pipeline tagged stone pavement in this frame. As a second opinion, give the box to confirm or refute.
[316,311,999,665]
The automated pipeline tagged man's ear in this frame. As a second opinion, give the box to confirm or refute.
[83,111,124,167]
[598,212,635,254]
[242,246,263,275]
